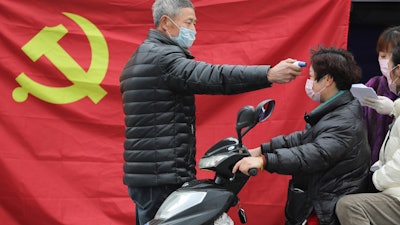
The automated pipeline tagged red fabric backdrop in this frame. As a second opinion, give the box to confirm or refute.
[0,0,351,224]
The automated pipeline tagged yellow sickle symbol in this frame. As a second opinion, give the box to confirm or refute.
[12,12,108,104]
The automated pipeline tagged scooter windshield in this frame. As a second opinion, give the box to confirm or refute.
[155,191,207,219]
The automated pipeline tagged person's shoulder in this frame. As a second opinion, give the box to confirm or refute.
[331,93,363,120]
[138,40,181,57]
[365,75,386,88]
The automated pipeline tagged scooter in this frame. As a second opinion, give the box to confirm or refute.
[145,99,275,225]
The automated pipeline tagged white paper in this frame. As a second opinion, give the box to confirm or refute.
[350,83,378,106]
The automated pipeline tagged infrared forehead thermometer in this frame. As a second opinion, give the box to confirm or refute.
[293,61,307,67]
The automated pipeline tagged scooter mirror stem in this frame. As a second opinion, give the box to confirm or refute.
[236,100,275,146]
[237,125,255,146]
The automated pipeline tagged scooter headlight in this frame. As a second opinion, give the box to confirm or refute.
[199,154,230,169]
[155,191,207,219]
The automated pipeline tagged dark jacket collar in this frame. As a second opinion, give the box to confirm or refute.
[304,90,354,126]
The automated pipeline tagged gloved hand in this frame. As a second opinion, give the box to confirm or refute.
[362,96,394,115]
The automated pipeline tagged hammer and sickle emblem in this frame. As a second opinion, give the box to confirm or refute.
[12,12,108,104]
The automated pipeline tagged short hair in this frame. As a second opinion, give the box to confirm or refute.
[310,46,361,90]
[376,26,400,53]
[391,46,400,66]
[152,0,194,27]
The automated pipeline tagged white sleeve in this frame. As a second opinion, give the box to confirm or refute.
[373,149,400,191]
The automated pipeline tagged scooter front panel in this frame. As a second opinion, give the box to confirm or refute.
[149,187,234,225]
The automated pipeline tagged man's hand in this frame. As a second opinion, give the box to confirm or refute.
[363,96,394,115]
[267,58,303,84]
[232,156,262,176]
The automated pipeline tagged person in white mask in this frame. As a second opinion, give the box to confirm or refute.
[120,0,303,224]
[335,45,400,225]
[360,26,400,166]
[232,47,370,225]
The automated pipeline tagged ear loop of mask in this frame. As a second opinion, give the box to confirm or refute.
[165,16,182,37]
[315,75,328,93]
[164,16,177,38]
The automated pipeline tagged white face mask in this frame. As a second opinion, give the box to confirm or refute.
[305,78,326,102]
[379,58,391,82]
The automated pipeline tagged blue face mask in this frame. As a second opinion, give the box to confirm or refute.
[167,17,196,48]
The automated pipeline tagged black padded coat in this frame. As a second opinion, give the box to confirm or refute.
[120,29,272,187]
[261,91,370,225]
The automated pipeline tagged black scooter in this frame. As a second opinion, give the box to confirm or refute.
[145,99,275,225]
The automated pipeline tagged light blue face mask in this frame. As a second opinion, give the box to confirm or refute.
[167,17,196,48]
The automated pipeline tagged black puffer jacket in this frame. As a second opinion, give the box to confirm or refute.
[261,91,370,225]
[120,29,272,187]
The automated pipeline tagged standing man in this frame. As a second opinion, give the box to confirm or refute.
[120,0,303,224]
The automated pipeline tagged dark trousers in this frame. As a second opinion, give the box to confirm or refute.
[128,184,181,225]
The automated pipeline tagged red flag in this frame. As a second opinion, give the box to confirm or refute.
[0,1,350,224]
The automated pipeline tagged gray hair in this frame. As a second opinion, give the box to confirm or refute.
[152,0,194,27]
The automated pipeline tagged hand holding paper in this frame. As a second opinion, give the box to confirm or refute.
[363,96,394,115]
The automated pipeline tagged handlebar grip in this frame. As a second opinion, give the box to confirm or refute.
[248,168,258,176]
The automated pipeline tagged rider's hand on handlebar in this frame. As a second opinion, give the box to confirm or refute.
[232,156,265,176]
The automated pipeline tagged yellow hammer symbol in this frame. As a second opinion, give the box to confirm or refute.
[13,12,108,104]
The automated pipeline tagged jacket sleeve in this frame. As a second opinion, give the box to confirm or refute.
[261,131,304,154]
[373,147,400,191]
[264,116,356,175]
[159,49,272,94]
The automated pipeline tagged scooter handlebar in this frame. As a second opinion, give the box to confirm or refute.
[248,168,258,176]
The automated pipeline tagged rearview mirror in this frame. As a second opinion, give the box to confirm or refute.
[236,106,255,134]
[256,99,275,122]
[236,99,275,144]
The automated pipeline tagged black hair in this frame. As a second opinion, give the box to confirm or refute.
[310,46,361,90]
[391,45,400,66]
[376,26,400,53]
